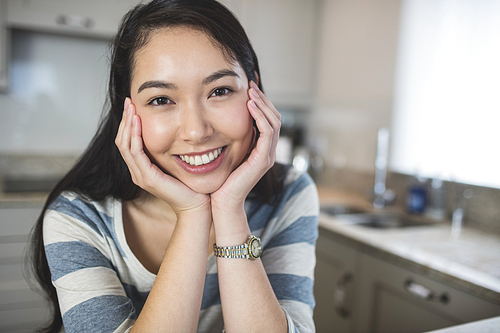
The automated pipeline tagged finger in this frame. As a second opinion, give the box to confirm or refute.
[130,114,143,156]
[248,87,281,131]
[116,103,146,183]
[250,81,281,121]
[247,100,276,154]
[127,112,166,186]
[115,98,131,147]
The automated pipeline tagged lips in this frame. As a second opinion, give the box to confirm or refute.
[178,147,223,166]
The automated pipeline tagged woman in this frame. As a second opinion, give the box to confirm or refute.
[29,0,319,332]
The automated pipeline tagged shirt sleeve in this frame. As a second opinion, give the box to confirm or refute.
[260,171,319,333]
[43,206,136,333]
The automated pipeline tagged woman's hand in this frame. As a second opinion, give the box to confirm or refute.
[210,81,281,211]
[115,98,210,216]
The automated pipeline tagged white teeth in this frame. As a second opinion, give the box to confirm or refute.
[181,148,223,166]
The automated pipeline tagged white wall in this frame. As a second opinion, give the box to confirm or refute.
[0,30,109,155]
[310,0,401,173]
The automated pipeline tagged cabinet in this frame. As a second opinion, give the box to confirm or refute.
[0,205,49,332]
[236,0,318,107]
[4,0,140,39]
[314,227,500,333]
[314,230,360,333]
[354,254,500,333]
[216,0,319,108]
[1,0,319,105]
[0,0,8,91]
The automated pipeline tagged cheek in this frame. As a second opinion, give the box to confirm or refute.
[140,115,175,154]
[217,99,253,141]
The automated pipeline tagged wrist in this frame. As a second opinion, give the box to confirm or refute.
[213,235,262,259]
[175,200,212,225]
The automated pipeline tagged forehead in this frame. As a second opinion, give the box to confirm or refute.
[131,27,242,82]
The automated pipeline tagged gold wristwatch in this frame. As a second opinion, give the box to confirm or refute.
[213,235,262,259]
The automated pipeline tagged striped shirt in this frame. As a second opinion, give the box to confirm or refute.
[43,168,319,332]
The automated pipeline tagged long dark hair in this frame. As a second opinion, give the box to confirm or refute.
[27,0,287,332]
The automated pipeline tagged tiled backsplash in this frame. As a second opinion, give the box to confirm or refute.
[0,154,78,179]
[318,167,500,236]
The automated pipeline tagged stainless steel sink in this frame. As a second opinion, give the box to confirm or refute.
[321,204,437,229]
[320,204,368,216]
[337,212,434,229]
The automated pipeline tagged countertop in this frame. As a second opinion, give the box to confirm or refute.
[427,316,500,333]
[317,187,500,305]
[0,191,47,208]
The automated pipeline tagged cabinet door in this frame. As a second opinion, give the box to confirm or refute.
[314,228,360,333]
[5,0,139,39]
[354,254,500,333]
[0,206,50,332]
[0,0,8,91]
[238,0,318,107]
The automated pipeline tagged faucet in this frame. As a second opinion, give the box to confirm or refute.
[373,128,395,208]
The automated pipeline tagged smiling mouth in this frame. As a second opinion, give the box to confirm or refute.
[179,147,224,166]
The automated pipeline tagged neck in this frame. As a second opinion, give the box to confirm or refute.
[130,190,177,225]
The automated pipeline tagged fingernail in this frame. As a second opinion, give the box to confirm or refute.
[124,98,131,110]
[250,100,257,108]
[250,88,259,99]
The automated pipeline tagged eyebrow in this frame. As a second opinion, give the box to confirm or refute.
[137,69,240,94]
[202,69,240,85]
[137,81,178,94]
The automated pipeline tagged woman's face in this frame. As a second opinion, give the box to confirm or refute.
[129,27,254,194]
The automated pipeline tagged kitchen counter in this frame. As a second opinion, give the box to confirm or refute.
[427,316,500,333]
[317,187,500,305]
[0,191,47,208]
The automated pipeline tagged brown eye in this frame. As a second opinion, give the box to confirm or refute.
[210,87,233,98]
[149,97,174,106]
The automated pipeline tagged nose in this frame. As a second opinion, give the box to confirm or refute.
[178,102,214,144]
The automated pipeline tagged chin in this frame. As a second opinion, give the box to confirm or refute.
[183,178,225,195]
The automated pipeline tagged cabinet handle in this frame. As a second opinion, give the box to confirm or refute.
[404,279,449,304]
[56,15,94,29]
[334,273,353,318]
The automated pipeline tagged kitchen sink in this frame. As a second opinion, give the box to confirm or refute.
[321,204,437,229]
[320,204,368,216]
[337,212,435,229]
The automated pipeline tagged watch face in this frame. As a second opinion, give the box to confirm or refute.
[249,237,262,259]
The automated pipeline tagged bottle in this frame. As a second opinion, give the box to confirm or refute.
[406,175,427,214]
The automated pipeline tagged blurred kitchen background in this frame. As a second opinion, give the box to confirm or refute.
[1,0,500,332]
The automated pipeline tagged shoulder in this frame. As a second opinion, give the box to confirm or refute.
[279,167,319,215]
[47,191,116,219]
[44,192,120,244]
[246,168,319,232]
[283,167,317,195]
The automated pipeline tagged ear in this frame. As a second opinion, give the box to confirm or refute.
[254,71,259,86]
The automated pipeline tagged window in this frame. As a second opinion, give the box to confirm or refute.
[390,0,500,188]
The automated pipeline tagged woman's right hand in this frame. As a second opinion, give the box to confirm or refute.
[115,98,211,216]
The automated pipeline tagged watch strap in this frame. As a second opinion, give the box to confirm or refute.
[213,243,250,259]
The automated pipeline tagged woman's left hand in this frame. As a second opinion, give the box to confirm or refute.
[210,81,281,212]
